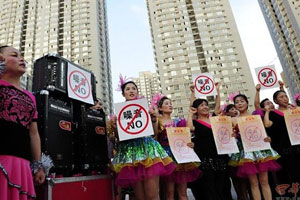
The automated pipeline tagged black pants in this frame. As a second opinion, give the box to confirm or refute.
[190,169,232,200]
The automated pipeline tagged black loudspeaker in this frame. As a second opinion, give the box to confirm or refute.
[35,90,74,175]
[33,53,68,93]
[32,54,96,100]
[75,105,108,174]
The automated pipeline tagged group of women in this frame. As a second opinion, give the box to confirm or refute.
[110,77,300,200]
[1,44,300,200]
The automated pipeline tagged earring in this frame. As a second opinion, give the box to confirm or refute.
[0,61,6,76]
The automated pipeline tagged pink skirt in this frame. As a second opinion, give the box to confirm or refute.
[236,160,281,178]
[0,155,36,200]
[161,167,202,184]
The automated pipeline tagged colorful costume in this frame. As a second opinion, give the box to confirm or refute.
[0,80,38,199]
[229,123,280,178]
[112,135,176,187]
[157,118,201,183]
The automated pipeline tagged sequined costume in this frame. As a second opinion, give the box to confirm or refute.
[229,123,280,177]
[0,79,38,199]
[112,134,176,187]
[157,118,201,184]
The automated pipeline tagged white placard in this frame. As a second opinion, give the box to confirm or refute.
[67,63,94,104]
[255,65,278,90]
[115,98,154,141]
[192,73,217,98]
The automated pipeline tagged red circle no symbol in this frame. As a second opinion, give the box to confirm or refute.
[118,104,149,135]
[69,70,91,99]
[258,68,277,87]
[194,75,214,94]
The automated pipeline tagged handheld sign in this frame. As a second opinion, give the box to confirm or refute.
[284,108,300,145]
[115,98,153,141]
[192,73,217,98]
[67,63,94,104]
[166,127,200,164]
[237,115,271,152]
[210,116,239,155]
[255,65,278,90]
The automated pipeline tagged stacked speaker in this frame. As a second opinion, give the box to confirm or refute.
[33,54,108,176]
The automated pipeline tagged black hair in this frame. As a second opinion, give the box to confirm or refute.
[273,90,286,104]
[192,98,208,109]
[260,98,269,109]
[158,96,170,114]
[233,94,249,105]
[0,45,9,53]
[225,104,235,113]
[121,81,138,94]
[296,98,300,107]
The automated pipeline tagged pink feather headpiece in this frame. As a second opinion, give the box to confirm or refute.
[228,91,240,102]
[294,93,300,102]
[221,103,228,114]
[149,93,164,110]
[116,74,132,92]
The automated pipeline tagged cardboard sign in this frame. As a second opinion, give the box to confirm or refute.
[192,73,217,97]
[210,116,239,155]
[237,115,271,152]
[115,98,153,141]
[166,127,200,164]
[284,108,300,145]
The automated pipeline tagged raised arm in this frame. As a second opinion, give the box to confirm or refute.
[214,82,221,115]
[263,105,273,128]
[187,107,197,132]
[279,80,284,91]
[190,85,195,107]
[254,84,261,110]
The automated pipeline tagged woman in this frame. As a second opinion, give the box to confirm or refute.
[111,80,175,200]
[264,90,300,186]
[156,96,201,200]
[0,45,45,200]
[229,94,280,200]
[187,83,232,200]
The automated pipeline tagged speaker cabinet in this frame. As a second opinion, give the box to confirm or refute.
[75,105,108,174]
[35,90,74,175]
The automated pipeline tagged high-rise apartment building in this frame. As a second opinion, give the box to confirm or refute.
[258,0,300,97]
[146,0,255,117]
[133,71,160,103]
[0,0,113,114]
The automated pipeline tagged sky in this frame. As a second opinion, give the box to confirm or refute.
[107,0,282,104]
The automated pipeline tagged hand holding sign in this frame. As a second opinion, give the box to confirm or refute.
[192,73,217,98]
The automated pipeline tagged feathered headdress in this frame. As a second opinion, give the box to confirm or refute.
[221,103,228,114]
[116,74,132,91]
[228,91,240,102]
[294,93,300,102]
[149,93,164,110]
